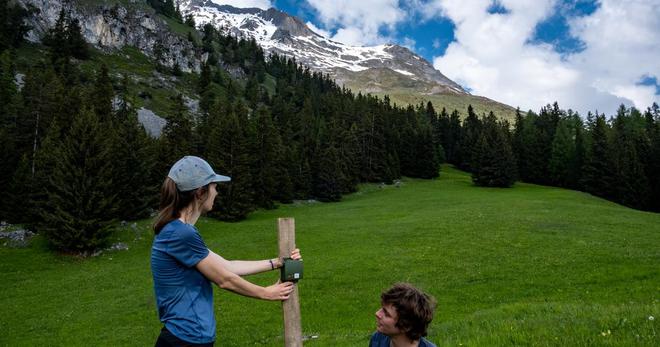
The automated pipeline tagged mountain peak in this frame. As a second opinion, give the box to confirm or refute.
[180,1,466,94]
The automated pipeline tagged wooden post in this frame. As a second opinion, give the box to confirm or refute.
[278,218,302,347]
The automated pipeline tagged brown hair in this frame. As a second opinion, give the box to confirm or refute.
[381,283,436,341]
[153,177,209,234]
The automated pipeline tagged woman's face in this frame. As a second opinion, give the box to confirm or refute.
[201,183,218,212]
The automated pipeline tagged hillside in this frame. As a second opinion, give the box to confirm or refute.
[335,67,518,120]
[1,166,658,346]
[179,1,518,120]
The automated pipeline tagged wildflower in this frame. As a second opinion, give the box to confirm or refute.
[649,316,654,321]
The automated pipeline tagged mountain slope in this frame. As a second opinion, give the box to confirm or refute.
[180,1,517,119]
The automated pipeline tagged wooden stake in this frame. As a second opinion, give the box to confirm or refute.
[278,218,302,347]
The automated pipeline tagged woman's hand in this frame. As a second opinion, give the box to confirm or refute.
[263,280,295,300]
[276,248,302,268]
[290,248,302,261]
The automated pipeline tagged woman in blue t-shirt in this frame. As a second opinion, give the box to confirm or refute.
[151,156,301,346]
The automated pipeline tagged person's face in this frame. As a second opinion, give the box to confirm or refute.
[201,183,218,212]
[375,303,402,337]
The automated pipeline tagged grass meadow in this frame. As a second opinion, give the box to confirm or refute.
[1,166,658,346]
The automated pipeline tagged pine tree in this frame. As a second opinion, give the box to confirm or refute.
[19,64,65,179]
[644,103,660,211]
[0,0,31,51]
[313,145,343,202]
[610,105,651,209]
[66,17,89,60]
[153,94,194,182]
[471,112,516,187]
[414,120,440,179]
[0,50,19,217]
[447,109,462,164]
[110,75,155,220]
[207,102,253,221]
[581,114,614,199]
[43,9,68,64]
[570,113,586,190]
[91,64,114,123]
[249,105,284,209]
[37,106,118,253]
[548,117,576,187]
[458,105,481,172]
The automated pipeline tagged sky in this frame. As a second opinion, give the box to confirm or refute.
[210,0,660,116]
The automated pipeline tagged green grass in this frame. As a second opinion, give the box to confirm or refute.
[338,68,518,121]
[1,166,658,346]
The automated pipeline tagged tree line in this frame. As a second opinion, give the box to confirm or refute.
[427,99,659,213]
[1,1,657,253]
[0,5,438,252]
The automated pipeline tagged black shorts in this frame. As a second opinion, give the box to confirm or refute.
[154,327,214,347]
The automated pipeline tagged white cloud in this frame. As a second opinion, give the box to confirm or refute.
[304,0,405,46]
[209,0,273,10]
[430,0,660,115]
[401,37,417,51]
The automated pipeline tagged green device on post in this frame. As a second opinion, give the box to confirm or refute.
[280,258,303,282]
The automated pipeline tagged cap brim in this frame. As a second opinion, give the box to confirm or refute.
[212,174,231,183]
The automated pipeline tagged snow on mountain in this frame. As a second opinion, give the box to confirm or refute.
[179,0,466,94]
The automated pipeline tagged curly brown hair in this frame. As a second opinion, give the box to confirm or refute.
[381,283,437,341]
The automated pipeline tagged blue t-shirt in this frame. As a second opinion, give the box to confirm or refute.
[151,220,214,344]
[369,331,437,347]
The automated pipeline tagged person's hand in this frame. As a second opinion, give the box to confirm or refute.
[290,248,302,261]
[263,280,294,300]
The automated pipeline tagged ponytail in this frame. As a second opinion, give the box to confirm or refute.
[153,178,209,234]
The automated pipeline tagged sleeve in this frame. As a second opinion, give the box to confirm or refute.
[166,226,210,268]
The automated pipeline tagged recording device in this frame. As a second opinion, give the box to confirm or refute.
[280,258,303,283]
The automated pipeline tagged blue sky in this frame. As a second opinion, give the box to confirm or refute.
[212,0,659,115]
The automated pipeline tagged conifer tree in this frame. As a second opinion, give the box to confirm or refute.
[398,109,417,177]
[414,119,440,179]
[644,104,660,211]
[37,106,117,252]
[91,64,114,123]
[110,75,155,220]
[249,105,284,209]
[447,109,462,164]
[66,17,89,60]
[0,50,19,216]
[337,122,361,193]
[6,154,33,222]
[471,112,516,187]
[581,114,614,199]
[207,102,253,221]
[313,145,343,202]
[153,94,194,182]
[43,9,68,64]
[0,0,31,51]
[548,117,576,187]
[571,113,586,189]
[358,108,388,181]
[458,105,481,172]
[610,105,651,209]
[19,64,65,177]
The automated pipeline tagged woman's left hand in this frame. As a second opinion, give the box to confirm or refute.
[290,248,302,261]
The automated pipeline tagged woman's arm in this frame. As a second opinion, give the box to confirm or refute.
[208,249,302,276]
[196,252,294,300]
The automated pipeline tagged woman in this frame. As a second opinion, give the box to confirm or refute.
[151,156,300,346]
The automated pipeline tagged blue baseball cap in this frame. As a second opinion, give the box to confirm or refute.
[168,156,231,192]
